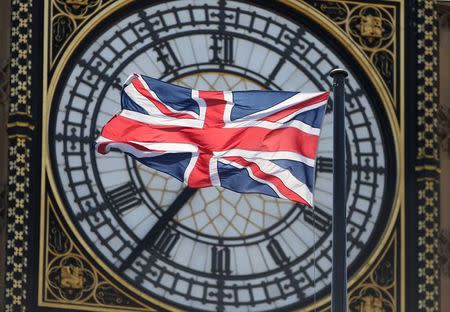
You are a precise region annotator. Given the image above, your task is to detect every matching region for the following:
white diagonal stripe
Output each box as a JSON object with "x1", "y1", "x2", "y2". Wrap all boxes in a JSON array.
[
  {"x1": 191, "y1": 89, "x2": 207, "y2": 122},
  {"x1": 213, "y1": 149, "x2": 315, "y2": 167},
  {"x1": 209, "y1": 156, "x2": 221, "y2": 186},
  {"x1": 224, "y1": 118, "x2": 321, "y2": 135},
  {"x1": 119, "y1": 109, "x2": 204, "y2": 128},
  {"x1": 96, "y1": 136, "x2": 198, "y2": 155}
]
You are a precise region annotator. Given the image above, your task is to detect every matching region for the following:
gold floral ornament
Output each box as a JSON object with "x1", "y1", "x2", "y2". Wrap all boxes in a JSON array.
[
  {"x1": 42, "y1": 200, "x2": 147, "y2": 309},
  {"x1": 348, "y1": 5, "x2": 395, "y2": 96},
  {"x1": 360, "y1": 15, "x2": 383, "y2": 38},
  {"x1": 47, "y1": 254, "x2": 96, "y2": 302},
  {"x1": 314, "y1": 1, "x2": 349, "y2": 25},
  {"x1": 66, "y1": 0, "x2": 88, "y2": 7},
  {"x1": 347, "y1": 6, "x2": 394, "y2": 51},
  {"x1": 61, "y1": 265, "x2": 84, "y2": 289},
  {"x1": 308, "y1": 1, "x2": 398, "y2": 100},
  {"x1": 349, "y1": 286, "x2": 394, "y2": 312},
  {"x1": 359, "y1": 295, "x2": 383, "y2": 312},
  {"x1": 53, "y1": 0, "x2": 102, "y2": 18},
  {"x1": 50, "y1": 0, "x2": 106, "y2": 66}
]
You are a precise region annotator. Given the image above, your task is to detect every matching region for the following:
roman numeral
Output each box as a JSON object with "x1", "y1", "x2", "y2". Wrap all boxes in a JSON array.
[
  {"x1": 153, "y1": 227, "x2": 180, "y2": 258},
  {"x1": 316, "y1": 156, "x2": 333, "y2": 173},
  {"x1": 153, "y1": 42, "x2": 181, "y2": 75},
  {"x1": 118, "y1": 187, "x2": 197, "y2": 273},
  {"x1": 137, "y1": 10, "x2": 180, "y2": 75},
  {"x1": 210, "y1": 34, "x2": 234, "y2": 66},
  {"x1": 265, "y1": 28, "x2": 305, "y2": 86},
  {"x1": 106, "y1": 182, "x2": 142, "y2": 215},
  {"x1": 267, "y1": 239, "x2": 290, "y2": 266},
  {"x1": 211, "y1": 246, "x2": 231, "y2": 275},
  {"x1": 303, "y1": 206, "x2": 332, "y2": 232}
]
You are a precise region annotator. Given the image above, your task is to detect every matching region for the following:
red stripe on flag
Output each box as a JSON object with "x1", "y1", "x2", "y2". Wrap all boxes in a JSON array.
[
  {"x1": 186, "y1": 91, "x2": 228, "y2": 187},
  {"x1": 97, "y1": 142, "x2": 108, "y2": 154},
  {"x1": 199, "y1": 90, "x2": 226, "y2": 128},
  {"x1": 100, "y1": 115, "x2": 320, "y2": 159},
  {"x1": 187, "y1": 153, "x2": 213, "y2": 188},
  {"x1": 131, "y1": 78, "x2": 196, "y2": 119},
  {"x1": 226, "y1": 156, "x2": 310, "y2": 206}
]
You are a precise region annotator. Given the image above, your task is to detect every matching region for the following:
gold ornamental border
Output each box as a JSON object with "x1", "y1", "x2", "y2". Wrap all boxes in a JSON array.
[
  {"x1": 39, "y1": 0, "x2": 404, "y2": 311},
  {"x1": 41, "y1": 196, "x2": 153, "y2": 311}
]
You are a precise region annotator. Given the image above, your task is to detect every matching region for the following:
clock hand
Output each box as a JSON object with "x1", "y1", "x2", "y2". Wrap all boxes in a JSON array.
[{"x1": 118, "y1": 187, "x2": 197, "y2": 273}]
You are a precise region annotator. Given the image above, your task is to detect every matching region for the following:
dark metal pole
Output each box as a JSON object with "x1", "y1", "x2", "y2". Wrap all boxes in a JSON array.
[{"x1": 330, "y1": 68, "x2": 348, "y2": 312}]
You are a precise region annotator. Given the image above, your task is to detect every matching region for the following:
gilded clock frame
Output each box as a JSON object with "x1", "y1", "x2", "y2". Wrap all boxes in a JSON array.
[
  {"x1": 4, "y1": 0, "x2": 428, "y2": 310},
  {"x1": 38, "y1": 0, "x2": 404, "y2": 311}
]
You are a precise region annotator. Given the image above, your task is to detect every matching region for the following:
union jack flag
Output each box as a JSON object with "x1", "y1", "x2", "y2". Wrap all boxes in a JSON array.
[{"x1": 95, "y1": 74, "x2": 329, "y2": 207}]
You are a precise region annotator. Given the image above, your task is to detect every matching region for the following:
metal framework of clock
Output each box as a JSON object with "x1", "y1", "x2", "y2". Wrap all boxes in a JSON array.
[{"x1": 49, "y1": 1, "x2": 395, "y2": 311}]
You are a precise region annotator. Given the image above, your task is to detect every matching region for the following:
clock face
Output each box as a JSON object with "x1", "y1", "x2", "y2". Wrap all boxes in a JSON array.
[{"x1": 49, "y1": 1, "x2": 396, "y2": 311}]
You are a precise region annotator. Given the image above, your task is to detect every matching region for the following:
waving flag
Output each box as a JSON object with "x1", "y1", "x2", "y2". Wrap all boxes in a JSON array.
[{"x1": 95, "y1": 74, "x2": 329, "y2": 207}]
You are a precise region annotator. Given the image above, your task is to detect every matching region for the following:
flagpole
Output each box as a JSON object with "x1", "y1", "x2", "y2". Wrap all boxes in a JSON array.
[{"x1": 330, "y1": 68, "x2": 348, "y2": 312}]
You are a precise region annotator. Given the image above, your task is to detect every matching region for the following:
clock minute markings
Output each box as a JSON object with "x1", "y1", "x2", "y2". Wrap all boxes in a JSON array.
[
  {"x1": 138, "y1": 11, "x2": 181, "y2": 75},
  {"x1": 75, "y1": 200, "x2": 106, "y2": 222},
  {"x1": 75, "y1": 199, "x2": 135, "y2": 261},
  {"x1": 55, "y1": 128, "x2": 91, "y2": 151},
  {"x1": 118, "y1": 187, "x2": 197, "y2": 273},
  {"x1": 264, "y1": 28, "x2": 305, "y2": 87},
  {"x1": 352, "y1": 157, "x2": 385, "y2": 181},
  {"x1": 78, "y1": 59, "x2": 122, "y2": 90}
]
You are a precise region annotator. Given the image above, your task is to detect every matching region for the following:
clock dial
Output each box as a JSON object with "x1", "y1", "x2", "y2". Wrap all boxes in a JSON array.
[{"x1": 49, "y1": 1, "x2": 396, "y2": 311}]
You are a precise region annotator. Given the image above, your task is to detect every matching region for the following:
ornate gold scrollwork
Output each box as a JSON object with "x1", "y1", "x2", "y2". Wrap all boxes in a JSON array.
[
  {"x1": 360, "y1": 295, "x2": 383, "y2": 312},
  {"x1": 50, "y1": 0, "x2": 108, "y2": 66},
  {"x1": 439, "y1": 230, "x2": 450, "y2": 278},
  {"x1": 414, "y1": 0, "x2": 440, "y2": 305},
  {"x1": 308, "y1": 1, "x2": 397, "y2": 104},
  {"x1": 360, "y1": 15, "x2": 383, "y2": 38},
  {"x1": 350, "y1": 282, "x2": 395, "y2": 311},
  {"x1": 315, "y1": 1, "x2": 349, "y2": 25},
  {"x1": 66, "y1": 0, "x2": 89, "y2": 8},
  {"x1": 53, "y1": 0, "x2": 102, "y2": 18},
  {"x1": 43, "y1": 199, "x2": 147, "y2": 309},
  {"x1": 0, "y1": 60, "x2": 8, "y2": 224},
  {"x1": 438, "y1": 104, "x2": 450, "y2": 152},
  {"x1": 60, "y1": 265, "x2": 84, "y2": 289},
  {"x1": 354, "y1": 288, "x2": 389, "y2": 312},
  {"x1": 348, "y1": 234, "x2": 397, "y2": 312},
  {"x1": 347, "y1": 6, "x2": 394, "y2": 50},
  {"x1": 47, "y1": 254, "x2": 95, "y2": 302}
]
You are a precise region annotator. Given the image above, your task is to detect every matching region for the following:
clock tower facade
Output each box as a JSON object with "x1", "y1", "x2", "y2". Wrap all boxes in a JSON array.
[{"x1": 1, "y1": 0, "x2": 447, "y2": 311}]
